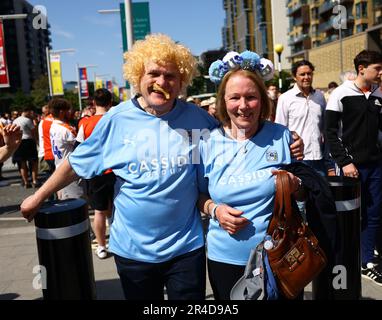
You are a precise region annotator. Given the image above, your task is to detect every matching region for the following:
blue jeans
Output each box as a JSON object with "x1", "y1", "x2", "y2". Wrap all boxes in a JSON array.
[
  {"x1": 358, "y1": 162, "x2": 382, "y2": 265},
  {"x1": 114, "y1": 247, "x2": 206, "y2": 300}
]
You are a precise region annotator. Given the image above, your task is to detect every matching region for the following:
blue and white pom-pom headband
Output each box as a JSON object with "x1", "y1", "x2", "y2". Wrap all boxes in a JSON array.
[{"x1": 208, "y1": 50, "x2": 275, "y2": 84}]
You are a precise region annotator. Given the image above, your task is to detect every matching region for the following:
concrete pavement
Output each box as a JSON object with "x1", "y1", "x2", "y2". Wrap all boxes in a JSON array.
[{"x1": 1, "y1": 163, "x2": 382, "y2": 300}]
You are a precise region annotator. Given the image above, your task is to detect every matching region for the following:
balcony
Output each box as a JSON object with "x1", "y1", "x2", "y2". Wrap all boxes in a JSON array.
[
  {"x1": 287, "y1": 0, "x2": 308, "y2": 16},
  {"x1": 375, "y1": 15, "x2": 382, "y2": 25},
  {"x1": 293, "y1": 14, "x2": 310, "y2": 26},
  {"x1": 318, "y1": 16, "x2": 336, "y2": 32},
  {"x1": 320, "y1": 34, "x2": 339, "y2": 45},
  {"x1": 288, "y1": 34, "x2": 310, "y2": 45},
  {"x1": 375, "y1": 0, "x2": 382, "y2": 9},
  {"x1": 318, "y1": 1, "x2": 336, "y2": 15},
  {"x1": 318, "y1": 15, "x2": 354, "y2": 33}
]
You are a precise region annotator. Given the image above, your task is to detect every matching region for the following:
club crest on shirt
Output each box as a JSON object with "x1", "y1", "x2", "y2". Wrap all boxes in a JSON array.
[{"x1": 266, "y1": 150, "x2": 278, "y2": 162}]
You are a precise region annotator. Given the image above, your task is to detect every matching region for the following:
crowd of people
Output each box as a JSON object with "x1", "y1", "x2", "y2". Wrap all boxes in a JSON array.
[{"x1": 0, "y1": 32, "x2": 381, "y2": 300}]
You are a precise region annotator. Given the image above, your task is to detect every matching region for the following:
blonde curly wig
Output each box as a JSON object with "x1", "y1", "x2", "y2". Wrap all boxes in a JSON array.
[{"x1": 123, "y1": 34, "x2": 198, "y2": 93}]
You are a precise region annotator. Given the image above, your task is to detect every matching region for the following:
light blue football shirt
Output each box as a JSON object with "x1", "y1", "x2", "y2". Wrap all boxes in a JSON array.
[
  {"x1": 198, "y1": 121, "x2": 292, "y2": 265},
  {"x1": 69, "y1": 98, "x2": 218, "y2": 262}
]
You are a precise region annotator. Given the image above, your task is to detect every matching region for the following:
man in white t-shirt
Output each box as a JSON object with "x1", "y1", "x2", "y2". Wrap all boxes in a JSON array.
[
  {"x1": 48, "y1": 98, "x2": 83, "y2": 199},
  {"x1": 12, "y1": 107, "x2": 39, "y2": 188}
]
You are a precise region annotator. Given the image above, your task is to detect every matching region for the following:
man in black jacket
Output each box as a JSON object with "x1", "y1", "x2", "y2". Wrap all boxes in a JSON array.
[{"x1": 325, "y1": 50, "x2": 382, "y2": 285}]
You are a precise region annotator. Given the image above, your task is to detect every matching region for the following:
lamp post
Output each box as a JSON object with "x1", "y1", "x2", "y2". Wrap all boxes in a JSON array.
[
  {"x1": 274, "y1": 44, "x2": 284, "y2": 91},
  {"x1": 98, "y1": 0, "x2": 133, "y2": 50},
  {"x1": 46, "y1": 48, "x2": 76, "y2": 98},
  {"x1": 337, "y1": 0, "x2": 344, "y2": 76},
  {"x1": 0, "y1": 14, "x2": 27, "y2": 20},
  {"x1": 98, "y1": 0, "x2": 134, "y2": 96}
]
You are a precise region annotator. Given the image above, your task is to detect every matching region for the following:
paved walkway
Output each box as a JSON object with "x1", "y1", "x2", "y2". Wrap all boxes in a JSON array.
[{"x1": 1, "y1": 164, "x2": 382, "y2": 300}]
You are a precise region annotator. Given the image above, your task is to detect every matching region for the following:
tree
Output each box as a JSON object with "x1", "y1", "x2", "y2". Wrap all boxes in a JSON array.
[
  {"x1": 30, "y1": 75, "x2": 50, "y2": 110},
  {"x1": 63, "y1": 90, "x2": 79, "y2": 110},
  {"x1": 10, "y1": 89, "x2": 33, "y2": 111},
  {"x1": 266, "y1": 70, "x2": 293, "y2": 93},
  {"x1": 187, "y1": 64, "x2": 207, "y2": 96}
]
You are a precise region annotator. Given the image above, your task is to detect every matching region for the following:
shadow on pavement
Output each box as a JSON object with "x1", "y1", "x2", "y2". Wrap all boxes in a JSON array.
[
  {"x1": 0, "y1": 293, "x2": 20, "y2": 300},
  {"x1": 95, "y1": 279, "x2": 124, "y2": 300},
  {"x1": 0, "y1": 204, "x2": 20, "y2": 215}
]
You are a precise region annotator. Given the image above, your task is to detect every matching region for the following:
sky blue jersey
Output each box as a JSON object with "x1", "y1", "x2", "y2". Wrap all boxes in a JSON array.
[
  {"x1": 198, "y1": 121, "x2": 292, "y2": 265},
  {"x1": 69, "y1": 98, "x2": 218, "y2": 262}
]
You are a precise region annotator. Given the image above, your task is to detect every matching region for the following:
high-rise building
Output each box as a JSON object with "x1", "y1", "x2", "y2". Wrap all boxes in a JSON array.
[
  {"x1": 0, "y1": 0, "x2": 51, "y2": 94},
  {"x1": 222, "y1": 0, "x2": 291, "y2": 70},
  {"x1": 286, "y1": 0, "x2": 382, "y2": 88}
]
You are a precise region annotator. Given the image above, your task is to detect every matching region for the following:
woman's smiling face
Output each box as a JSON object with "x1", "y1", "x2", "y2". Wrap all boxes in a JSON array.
[{"x1": 224, "y1": 73, "x2": 262, "y2": 137}]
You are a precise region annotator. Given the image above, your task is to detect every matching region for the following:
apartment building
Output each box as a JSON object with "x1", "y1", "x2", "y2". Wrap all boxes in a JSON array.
[
  {"x1": 223, "y1": 0, "x2": 291, "y2": 66},
  {"x1": 287, "y1": 0, "x2": 382, "y2": 88},
  {"x1": 0, "y1": 0, "x2": 51, "y2": 94}
]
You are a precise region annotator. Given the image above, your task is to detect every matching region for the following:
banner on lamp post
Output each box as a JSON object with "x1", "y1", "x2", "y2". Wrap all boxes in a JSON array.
[
  {"x1": 119, "y1": 2, "x2": 151, "y2": 90},
  {"x1": 0, "y1": 20, "x2": 10, "y2": 88},
  {"x1": 95, "y1": 77, "x2": 103, "y2": 89},
  {"x1": 79, "y1": 67, "x2": 89, "y2": 99},
  {"x1": 106, "y1": 80, "x2": 113, "y2": 93},
  {"x1": 50, "y1": 53, "x2": 64, "y2": 95},
  {"x1": 113, "y1": 85, "x2": 119, "y2": 98}
]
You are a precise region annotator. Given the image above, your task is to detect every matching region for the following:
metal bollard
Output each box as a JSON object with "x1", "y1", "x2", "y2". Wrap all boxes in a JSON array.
[
  {"x1": 312, "y1": 176, "x2": 361, "y2": 300},
  {"x1": 34, "y1": 198, "x2": 96, "y2": 300}
]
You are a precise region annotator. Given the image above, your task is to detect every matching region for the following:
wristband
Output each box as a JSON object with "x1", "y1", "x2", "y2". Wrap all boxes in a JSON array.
[
  {"x1": 205, "y1": 200, "x2": 214, "y2": 214},
  {"x1": 210, "y1": 204, "x2": 219, "y2": 221}
]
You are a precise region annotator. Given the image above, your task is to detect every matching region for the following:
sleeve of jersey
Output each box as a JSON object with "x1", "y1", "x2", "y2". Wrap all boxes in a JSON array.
[
  {"x1": 324, "y1": 90, "x2": 352, "y2": 167},
  {"x1": 325, "y1": 109, "x2": 352, "y2": 168},
  {"x1": 274, "y1": 94, "x2": 288, "y2": 126},
  {"x1": 76, "y1": 124, "x2": 85, "y2": 143},
  {"x1": 68, "y1": 115, "x2": 110, "y2": 179}
]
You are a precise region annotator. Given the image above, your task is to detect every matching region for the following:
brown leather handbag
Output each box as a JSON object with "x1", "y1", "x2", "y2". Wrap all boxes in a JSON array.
[{"x1": 267, "y1": 170, "x2": 327, "y2": 299}]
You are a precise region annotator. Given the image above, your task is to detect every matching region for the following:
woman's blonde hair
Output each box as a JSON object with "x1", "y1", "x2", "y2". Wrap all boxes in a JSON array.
[
  {"x1": 216, "y1": 69, "x2": 271, "y2": 126},
  {"x1": 123, "y1": 34, "x2": 198, "y2": 93}
]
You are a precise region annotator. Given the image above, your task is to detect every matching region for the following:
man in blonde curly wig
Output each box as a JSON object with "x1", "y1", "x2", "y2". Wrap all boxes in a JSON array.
[
  {"x1": 123, "y1": 34, "x2": 197, "y2": 99},
  {"x1": 20, "y1": 33, "x2": 218, "y2": 300}
]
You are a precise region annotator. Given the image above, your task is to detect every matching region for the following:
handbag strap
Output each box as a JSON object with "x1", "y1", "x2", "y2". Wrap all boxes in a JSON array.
[{"x1": 267, "y1": 170, "x2": 294, "y2": 234}]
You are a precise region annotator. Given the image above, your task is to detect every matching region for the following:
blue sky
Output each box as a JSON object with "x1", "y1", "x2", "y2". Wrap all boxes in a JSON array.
[{"x1": 28, "y1": 0, "x2": 225, "y2": 86}]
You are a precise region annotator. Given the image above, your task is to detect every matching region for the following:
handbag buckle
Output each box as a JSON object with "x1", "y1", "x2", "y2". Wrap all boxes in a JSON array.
[{"x1": 285, "y1": 247, "x2": 305, "y2": 271}]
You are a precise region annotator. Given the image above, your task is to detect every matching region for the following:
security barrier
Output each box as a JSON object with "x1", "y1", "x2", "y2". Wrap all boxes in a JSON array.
[
  {"x1": 34, "y1": 198, "x2": 96, "y2": 300},
  {"x1": 312, "y1": 176, "x2": 361, "y2": 300}
]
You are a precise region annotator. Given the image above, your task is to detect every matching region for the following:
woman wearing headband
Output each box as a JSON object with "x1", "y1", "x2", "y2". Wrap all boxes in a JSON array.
[{"x1": 197, "y1": 51, "x2": 304, "y2": 300}]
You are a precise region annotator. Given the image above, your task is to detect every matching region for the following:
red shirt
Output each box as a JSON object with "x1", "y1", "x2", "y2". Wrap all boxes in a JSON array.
[{"x1": 82, "y1": 114, "x2": 112, "y2": 175}]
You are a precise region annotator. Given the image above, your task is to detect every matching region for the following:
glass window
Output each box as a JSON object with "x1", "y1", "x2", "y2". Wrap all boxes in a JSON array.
[
  {"x1": 362, "y1": 2, "x2": 368, "y2": 18},
  {"x1": 356, "y1": 3, "x2": 361, "y2": 19}
]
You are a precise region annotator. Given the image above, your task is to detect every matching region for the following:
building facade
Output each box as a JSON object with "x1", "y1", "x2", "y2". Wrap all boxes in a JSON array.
[
  {"x1": 286, "y1": 0, "x2": 382, "y2": 88},
  {"x1": 0, "y1": 0, "x2": 51, "y2": 94},
  {"x1": 222, "y1": 0, "x2": 291, "y2": 70}
]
